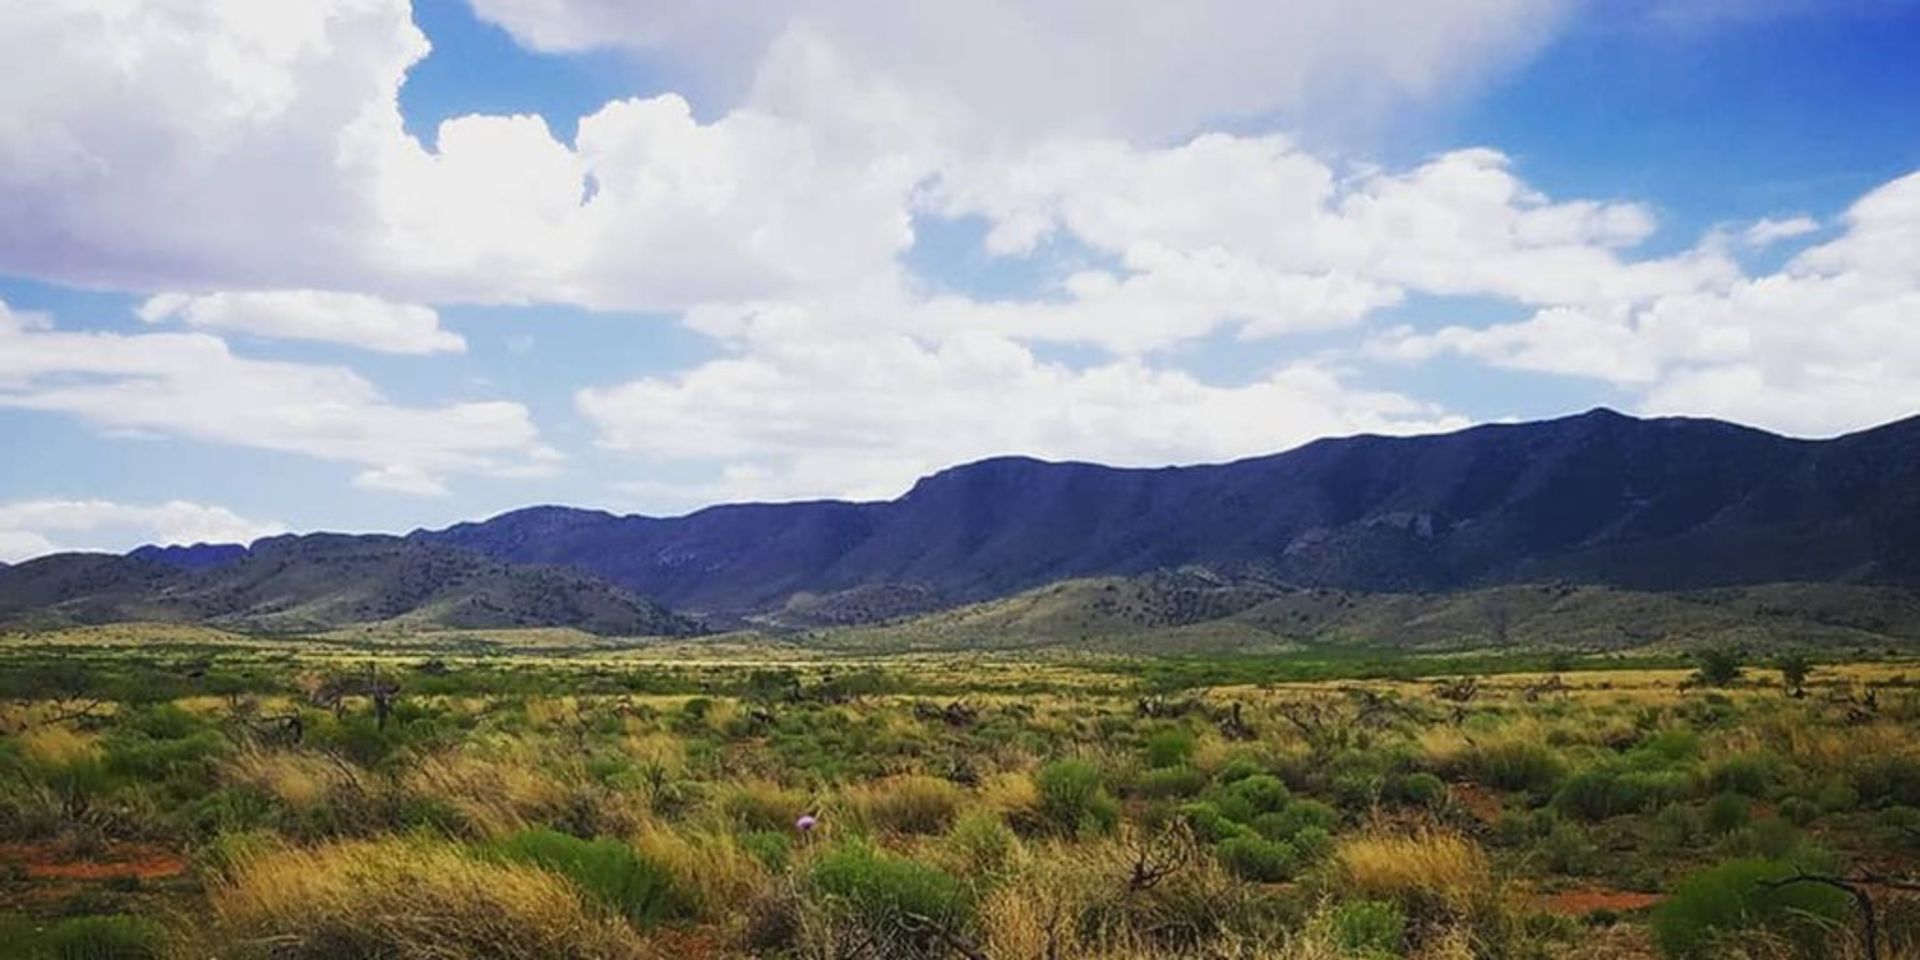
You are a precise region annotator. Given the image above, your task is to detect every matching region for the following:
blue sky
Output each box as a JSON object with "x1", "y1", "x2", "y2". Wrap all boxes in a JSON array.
[{"x1": 2, "y1": 0, "x2": 1918, "y2": 558}]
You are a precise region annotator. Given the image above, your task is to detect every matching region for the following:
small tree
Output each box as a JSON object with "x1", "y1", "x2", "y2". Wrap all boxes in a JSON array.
[
  {"x1": 1775, "y1": 652, "x2": 1813, "y2": 699},
  {"x1": 1692, "y1": 646, "x2": 1746, "y2": 688}
]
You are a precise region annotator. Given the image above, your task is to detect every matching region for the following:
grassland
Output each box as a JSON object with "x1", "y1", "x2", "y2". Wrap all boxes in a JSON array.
[{"x1": 3, "y1": 627, "x2": 1920, "y2": 958}]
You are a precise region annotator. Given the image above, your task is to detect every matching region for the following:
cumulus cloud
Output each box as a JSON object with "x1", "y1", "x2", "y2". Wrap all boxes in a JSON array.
[
  {"x1": 138, "y1": 290, "x2": 464, "y2": 354},
  {"x1": 578, "y1": 320, "x2": 1467, "y2": 504},
  {"x1": 0, "y1": 499, "x2": 286, "y2": 563},
  {"x1": 467, "y1": 0, "x2": 1575, "y2": 143},
  {"x1": 0, "y1": 299, "x2": 557, "y2": 494},
  {"x1": 1370, "y1": 170, "x2": 1920, "y2": 436},
  {"x1": 1742, "y1": 216, "x2": 1820, "y2": 248}
]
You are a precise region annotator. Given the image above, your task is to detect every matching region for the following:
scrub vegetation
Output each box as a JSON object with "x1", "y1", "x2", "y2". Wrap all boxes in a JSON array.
[{"x1": 2, "y1": 633, "x2": 1919, "y2": 958}]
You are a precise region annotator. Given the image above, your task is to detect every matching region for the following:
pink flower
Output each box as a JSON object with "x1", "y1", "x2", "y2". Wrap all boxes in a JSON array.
[{"x1": 795, "y1": 814, "x2": 818, "y2": 833}]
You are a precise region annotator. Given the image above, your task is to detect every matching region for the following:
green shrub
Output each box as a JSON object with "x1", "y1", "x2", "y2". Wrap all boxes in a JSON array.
[
  {"x1": 41, "y1": 917, "x2": 163, "y2": 960},
  {"x1": 1538, "y1": 822, "x2": 1599, "y2": 875},
  {"x1": 1178, "y1": 802, "x2": 1253, "y2": 844},
  {"x1": 739, "y1": 830, "x2": 792, "y2": 872},
  {"x1": 1723, "y1": 818, "x2": 1803, "y2": 860},
  {"x1": 1137, "y1": 765, "x2": 1208, "y2": 800},
  {"x1": 1653, "y1": 803, "x2": 1704, "y2": 851},
  {"x1": 488, "y1": 828, "x2": 685, "y2": 928},
  {"x1": 1216, "y1": 774, "x2": 1289, "y2": 823},
  {"x1": 26, "y1": 914, "x2": 167, "y2": 960},
  {"x1": 1705, "y1": 753, "x2": 1784, "y2": 799},
  {"x1": 810, "y1": 843, "x2": 972, "y2": 928},
  {"x1": 1652, "y1": 858, "x2": 1851, "y2": 958},
  {"x1": 1778, "y1": 796, "x2": 1820, "y2": 826},
  {"x1": 1215, "y1": 835, "x2": 1298, "y2": 882},
  {"x1": 1389, "y1": 772, "x2": 1447, "y2": 808},
  {"x1": 1256, "y1": 798, "x2": 1338, "y2": 841},
  {"x1": 1467, "y1": 740, "x2": 1566, "y2": 794},
  {"x1": 1705, "y1": 793, "x2": 1752, "y2": 835},
  {"x1": 1290, "y1": 826, "x2": 1334, "y2": 863},
  {"x1": 1036, "y1": 760, "x2": 1118, "y2": 835},
  {"x1": 1333, "y1": 899, "x2": 1405, "y2": 958},
  {"x1": 1145, "y1": 728, "x2": 1196, "y2": 768},
  {"x1": 1213, "y1": 756, "x2": 1267, "y2": 784},
  {"x1": 1854, "y1": 755, "x2": 1920, "y2": 808}
]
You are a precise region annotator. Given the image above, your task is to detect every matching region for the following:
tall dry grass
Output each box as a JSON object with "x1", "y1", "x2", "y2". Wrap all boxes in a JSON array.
[
  {"x1": 845, "y1": 774, "x2": 965, "y2": 835},
  {"x1": 203, "y1": 836, "x2": 649, "y2": 959},
  {"x1": 1335, "y1": 829, "x2": 1490, "y2": 915}
]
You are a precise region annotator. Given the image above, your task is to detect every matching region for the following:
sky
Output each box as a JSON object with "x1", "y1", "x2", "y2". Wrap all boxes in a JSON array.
[{"x1": 2, "y1": 0, "x2": 1919, "y2": 560}]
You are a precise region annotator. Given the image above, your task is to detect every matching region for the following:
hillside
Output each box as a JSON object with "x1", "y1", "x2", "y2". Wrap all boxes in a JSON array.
[
  {"x1": 420, "y1": 408, "x2": 1920, "y2": 617},
  {"x1": 0, "y1": 535, "x2": 699, "y2": 637},
  {"x1": 819, "y1": 573, "x2": 1920, "y2": 654}
]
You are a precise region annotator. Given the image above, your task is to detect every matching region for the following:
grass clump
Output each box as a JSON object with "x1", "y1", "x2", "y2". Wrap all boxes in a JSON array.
[
  {"x1": 1215, "y1": 834, "x2": 1298, "y2": 882},
  {"x1": 1036, "y1": 759, "x2": 1119, "y2": 835},
  {"x1": 1652, "y1": 857, "x2": 1852, "y2": 958},
  {"x1": 849, "y1": 774, "x2": 965, "y2": 835},
  {"x1": 810, "y1": 842, "x2": 974, "y2": 954},
  {"x1": 487, "y1": 827, "x2": 686, "y2": 928},
  {"x1": 20, "y1": 915, "x2": 167, "y2": 960},
  {"x1": 1333, "y1": 899, "x2": 1406, "y2": 958},
  {"x1": 1335, "y1": 830, "x2": 1490, "y2": 919},
  {"x1": 205, "y1": 836, "x2": 645, "y2": 959}
]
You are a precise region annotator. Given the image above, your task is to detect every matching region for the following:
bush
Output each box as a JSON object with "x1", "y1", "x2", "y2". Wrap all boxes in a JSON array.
[
  {"x1": 1036, "y1": 760, "x2": 1118, "y2": 835},
  {"x1": 1215, "y1": 774, "x2": 1289, "y2": 823},
  {"x1": 810, "y1": 843, "x2": 972, "y2": 929},
  {"x1": 1333, "y1": 899, "x2": 1406, "y2": 958},
  {"x1": 1538, "y1": 822, "x2": 1599, "y2": 875},
  {"x1": 1466, "y1": 739, "x2": 1566, "y2": 794},
  {"x1": 1652, "y1": 858, "x2": 1851, "y2": 958},
  {"x1": 488, "y1": 828, "x2": 687, "y2": 928},
  {"x1": 1653, "y1": 803, "x2": 1704, "y2": 851},
  {"x1": 1723, "y1": 818, "x2": 1803, "y2": 860},
  {"x1": 1137, "y1": 765, "x2": 1209, "y2": 800},
  {"x1": 1705, "y1": 753, "x2": 1783, "y2": 799},
  {"x1": 1145, "y1": 728, "x2": 1196, "y2": 768},
  {"x1": 1216, "y1": 835, "x2": 1298, "y2": 882},
  {"x1": 26, "y1": 915, "x2": 167, "y2": 960},
  {"x1": 1705, "y1": 793, "x2": 1752, "y2": 835},
  {"x1": 1178, "y1": 802, "x2": 1253, "y2": 844},
  {"x1": 1389, "y1": 772, "x2": 1447, "y2": 808},
  {"x1": 1778, "y1": 796, "x2": 1820, "y2": 826},
  {"x1": 1254, "y1": 799, "x2": 1339, "y2": 842}
]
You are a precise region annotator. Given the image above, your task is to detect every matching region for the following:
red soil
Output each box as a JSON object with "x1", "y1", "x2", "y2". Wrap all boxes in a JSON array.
[
  {"x1": 0, "y1": 841, "x2": 187, "y2": 882},
  {"x1": 1533, "y1": 888, "x2": 1666, "y2": 915}
]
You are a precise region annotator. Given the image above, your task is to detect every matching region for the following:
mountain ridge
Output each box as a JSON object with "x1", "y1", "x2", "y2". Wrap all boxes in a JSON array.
[{"x1": 5, "y1": 408, "x2": 1918, "y2": 636}]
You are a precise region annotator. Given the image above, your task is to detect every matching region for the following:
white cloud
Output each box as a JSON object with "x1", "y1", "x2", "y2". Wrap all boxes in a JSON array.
[
  {"x1": 1742, "y1": 215, "x2": 1819, "y2": 248},
  {"x1": 0, "y1": 499, "x2": 286, "y2": 563},
  {"x1": 1370, "y1": 170, "x2": 1920, "y2": 437},
  {"x1": 139, "y1": 290, "x2": 464, "y2": 354},
  {"x1": 467, "y1": 0, "x2": 1575, "y2": 143},
  {"x1": 0, "y1": 299, "x2": 557, "y2": 493},
  {"x1": 579, "y1": 321, "x2": 1467, "y2": 504}
]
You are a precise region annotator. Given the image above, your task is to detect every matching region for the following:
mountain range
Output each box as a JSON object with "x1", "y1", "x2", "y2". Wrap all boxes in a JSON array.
[{"x1": 4, "y1": 408, "x2": 1917, "y2": 644}]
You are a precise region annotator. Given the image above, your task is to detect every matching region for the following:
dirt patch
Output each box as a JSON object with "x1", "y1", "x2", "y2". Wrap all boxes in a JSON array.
[
  {"x1": 0, "y1": 841, "x2": 187, "y2": 882},
  {"x1": 1533, "y1": 887, "x2": 1665, "y2": 916}
]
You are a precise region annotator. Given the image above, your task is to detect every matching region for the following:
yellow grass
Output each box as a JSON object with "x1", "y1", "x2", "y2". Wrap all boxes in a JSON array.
[
  {"x1": 631, "y1": 822, "x2": 767, "y2": 923},
  {"x1": 15, "y1": 724, "x2": 99, "y2": 766},
  {"x1": 845, "y1": 774, "x2": 965, "y2": 835},
  {"x1": 1336, "y1": 829, "x2": 1490, "y2": 912},
  {"x1": 403, "y1": 746, "x2": 569, "y2": 838},
  {"x1": 223, "y1": 748, "x2": 353, "y2": 812},
  {"x1": 204, "y1": 837, "x2": 647, "y2": 959}
]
